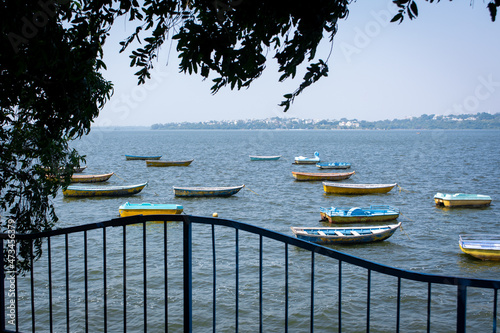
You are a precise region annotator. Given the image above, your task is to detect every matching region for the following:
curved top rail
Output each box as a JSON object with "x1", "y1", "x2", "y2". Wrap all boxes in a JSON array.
[{"x1": 2, "y1": 214, "x2": 499, "y2": 290}]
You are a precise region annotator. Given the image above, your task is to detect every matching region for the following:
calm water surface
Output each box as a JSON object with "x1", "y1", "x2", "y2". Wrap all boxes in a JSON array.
[{"x1": 17, "y1": 130, "x2": 500, "y2": 332}]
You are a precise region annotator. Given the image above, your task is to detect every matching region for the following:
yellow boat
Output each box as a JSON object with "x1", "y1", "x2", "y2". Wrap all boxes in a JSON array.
[
  {"x1": 323, "y1": 183, "x2": 397, "y2": 195},
  {"x1": 146, "y1": 159, "x2": 194, "y2": 167},
  {"x1": 71, "y1": 172, "x2": 114, "y2": 183},
  {"x1": 63, "y1": 182, "x2": 147, "y2": 197},
  {"x1": 292, "y1": 171, "x2": 355, "y2": 181},
  {"x1": 434, "y1": 193, "x2": 492, "y2": 207},
  {"x1": 459, "y1": 235, "x2": 500, "y2": 261},
  {"x1": 119, "y1": 202, "x2": 184, "y2": 217}
]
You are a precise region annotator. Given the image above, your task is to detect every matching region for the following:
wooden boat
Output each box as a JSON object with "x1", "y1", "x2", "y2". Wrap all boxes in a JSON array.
[
  {"x1": 173, "y1": 185, "x2": 245, "y2": 197},
  {"x1": 290, "y1": 222, "x2": 401, "y2": 245},
  {"x1": 119, "y1": 202, "x2": 184, "y2": 217},
  {"x1": 320, "y1": 205, "x2": 400, "y2": 223},
  {"x1": 292, "y1": 171, "x2": 355, "y2": 181},
  {"x1": 249, "y1": 155, "x2": 281, "y2": 161},
  {"x1": 71, "y1": 172, "x2": 114, "y2": 183},
  {"x1": 459, "y1": 234, "x2": 500, "y2": 261},
  {"x1": 63, "y1": 182, "x2": 148, "y2": 197},
  {"x1": 294, "y1": 152, "x2": 320, "y2": 164},
  {"x1": 434, "y1": 193, "x2": 492, "y2": 207},
  {"x1": 74, "y1": 166, "x2": 87, "y2": 173},
  {"x1": 316, "y1": 162, "x2": 351, "y2": 169},
  {"x1": 323, "y1": 182, "x2": 397, "y2": 195},
  {"x1": 146, "y1": 159, "x2": 194, "y2": 167},
  {"x1": 125, "y1": 154, "x2": 162, "y2": 160}
]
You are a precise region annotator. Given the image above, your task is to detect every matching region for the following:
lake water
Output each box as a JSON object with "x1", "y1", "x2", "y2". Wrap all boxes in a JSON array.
[{"x1": 17, "y1": 129, "x2": 500, "y2": 332}]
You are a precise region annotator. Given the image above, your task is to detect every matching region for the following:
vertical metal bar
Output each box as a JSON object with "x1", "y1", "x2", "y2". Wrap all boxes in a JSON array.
[
  {"x1": 103, "y1": 228, "x2": 107, "y2": 333},
  {"x1": 164, "y1": 221, "x2": 168, "y2": 332},
  {"x1": 366, "y1": 270, "x2": 371, "y2": 333},
  {"x1": 338, "y1": 261, "x2": 342, "y2": 333},
  {"x1": 457, "y1": 284, "x2": 467, "y2": 333},
  {"x1": 493, "y1": 288, "x2": 497, "y2": 333},
  {"x1": 310, "y1": 251, "x2": 315, "y2": 333},
  {"x1": 183, "y1": 216, "x2": 192, "y2": 332},
  {"x1": 396, "y1": 277, "x2": 401, "y2": 333},
  {"x1": 30, "y1": 240, "x2": 35, "y2": 333},
  {"x1": 143, "y1": 222, "x2": 147, "y2": 333},
  {"x1": 65, "y1": 235, "x2": 69, "y2": 333},
  {"x1": 259, "y1": 234, "x2": 263, "y2": 333},
  {"x1": 235, "y1": 228, "x2": 239, "y2": 333},
  {"x1": 285, "y1": 243, "x2": 289, "y2": 333},
  {"x1": 427, "y1": 283, "x2": 432, "y2": 333},
  {"x1": 212, "y1": 225, "x2": 216, "y2": 333},
  {"x1": 0, "y1": 239, "x2": 5, "y2": 332},
  {"x1": 123, "y1": 225, "x2": 127, "y2": 332},
  {"x1": 48, "y1": 237, "x2": 53, "y2": 333},
  {"x1": 84, "y1": 232, "x2": 88, "y2": 333}
]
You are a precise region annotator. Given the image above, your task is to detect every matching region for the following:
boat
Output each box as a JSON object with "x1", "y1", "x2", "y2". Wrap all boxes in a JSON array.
[
  {"x1": 323, "y1": 182, "x2": 397, "y2": 195},
  {"x1": 434, "y1": 193, "x2": 492, "y2": 207},
  {"x1": 125, "y1": 154, "x2": 162, "y2": 160},
  {"x1": 62, "y1": 182, "x2": 148, "y2": 197},
  {"x1": 173, "y1": 185, "x2": 245, "y2": 197},
  {"x1": 249, "y1": 155, "x2": 281, "y2": 161},
  {"x1": 459, "y1": 234, "x2": 500, "y2": 261},
  {"x1": 74, "y1": 166, "x2": 87, "y2": 173},
  {"x1": 316, "y1": 162, "x2": 351, "y2": 169},
  {"x1": 71, "y1": 172, "x2": 114, "y2": 183},
  {"x1": 146, "y1": 159, "x2": 194, "y2": 167},
  {"x1": 294, "y1": 152, "x2": 320, "y2": 164},
  {"x1": 290, "y1": 222, "x2": 401, "y2": 245},
  {"x1": 320, "y1": 205, "x2": 400, "y2": 223},
  {"x1": 118, "y1": 202, "x2": 184, "y2": 217},
  {"x1": 292, "y1": 171, "x2": 355, "y2": 181}
]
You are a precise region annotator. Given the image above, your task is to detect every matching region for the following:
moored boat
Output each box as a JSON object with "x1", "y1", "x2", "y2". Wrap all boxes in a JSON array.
[
  {"x1": 74, "y1": 166, "x2": 87, "y2": 173},
  {"x1": 434, "y1": 193, "x2": 492, "y2": 207},
  {"x1": 316, "y1": 162, "x2": 351, "y2": 169},
  {"x1": 294, "y1": 152, "x2": 320, "y2": 164},
  {"x1": 323, "y1": 182, "x2": 397, "y2": 195},
  {"x1": 146, "y1": 159, "x2": 194, "y2": 167},
  {"x1": 249, "y1": 155, "x2": 281, "y2": 161},
  {"x1": 119, "y1": 202, "x2": 184, "y2": 217},
  {"x1": 320, "y1": 205, "x2": 400, "y2": 223},
  {"x1": 459, "y1": 234, "x2": 500, "y2": 260},
  {"x1": 173, "y1": 185, "x2": 245, "y2": 197},
  {"x1": 292, "y1": 171, "x2": 355, "y2": 181},
  {"x1": 63, "y1": 182, "x2": 148, "y2": 197},
  {"x1": 71, "y1": 172, "x2": 114, "y2": 183},
  {"x1": 290, "y1": 222, "x2": 401, "y2": 245},
  {"x1": 125, "y1": 154, "x2": 162, "y2": 160}
]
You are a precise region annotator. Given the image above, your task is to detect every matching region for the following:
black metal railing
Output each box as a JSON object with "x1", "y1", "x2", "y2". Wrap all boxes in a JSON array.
[{"x1": 1, "y1": 214, "x2": 499, "y2": 332}]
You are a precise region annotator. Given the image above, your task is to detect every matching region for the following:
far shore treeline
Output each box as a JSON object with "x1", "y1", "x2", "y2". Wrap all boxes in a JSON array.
[{"x1": 150, "y1": 112, "x2": 500, "y2": 130}]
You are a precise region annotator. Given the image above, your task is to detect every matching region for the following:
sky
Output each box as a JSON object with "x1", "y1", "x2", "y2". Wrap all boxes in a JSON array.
[{"x1": 94, "y1": 1, "x2": 500, "y2": 127}]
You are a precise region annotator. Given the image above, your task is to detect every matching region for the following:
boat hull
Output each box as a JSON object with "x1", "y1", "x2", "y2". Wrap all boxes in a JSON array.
[
  {"x1": 173, "y1": 185, "x2": 245, "y2": 197},
  {"x1": 63, "y1": 183, "x2": 147, "y2": 197},
  {"x1": 249, "y1": 155, "x2": 281, "y2": 161},
  {"x1": 146, "y1": 159, "x2": 193, "y2": 167},
  {"x1": 323, "y1": 183, "x2": 396, "y2": 195},
  {"x1": 434, "y1": 193, "x2": 492, "y2": 207},
  {"x1": 119, "y1": 202, "x2": 184, "y2": 217},
  {"x1": 291, "y1": 222, "x2": 401, "y2": 245},
  {"x1": 71, "y1": 172, "x2": 114, "y2": 183},
  {"x1": 320, "y1": 206, "x2": 399, "y2": 223},
  {"x1": 459, "y1": 235, "x2": 500, "y2": 260},
  {"x1": 293, "y1": 160, "x2": 319, "y2": 165},
  {"x1": 125, "y1": 155, "x2": 162, "y2": 160},
  {"x1": 292, "y1": 171, "x2": 355, "y2": 181}
]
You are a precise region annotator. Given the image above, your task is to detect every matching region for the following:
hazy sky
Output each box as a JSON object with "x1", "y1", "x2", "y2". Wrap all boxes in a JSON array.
[{"x1": 94, "y1": 1, "x2": 500, "y2": 127}]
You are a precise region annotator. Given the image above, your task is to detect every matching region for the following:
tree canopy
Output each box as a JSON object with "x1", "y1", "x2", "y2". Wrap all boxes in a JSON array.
[{"x1": 1, "y1": 0, "x2": 498, "y2": 271}]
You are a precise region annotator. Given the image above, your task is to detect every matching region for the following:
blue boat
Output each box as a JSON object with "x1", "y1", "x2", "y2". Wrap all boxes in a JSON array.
[
  {"x1": 316, "y1": 162, "x2": 351, "y2": 169},
  {"x1": 290, "y1": 222, "x2": 401, "y2": 245},
  {"x1": 320, "y1": 205, "x2": 400, "y2": 223},
  {"x1": 119, "y1": 202, "x2": 184, "y2": 217},
  {"x1": 125, "y1": 154, "x2": 162, "y2": 160},
  {"x1": 249, "y1": 155, "x2": 281, "y2": 161},
  {"x1": 294, "y1": 151, "x2": 320, "y2": 164}
]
